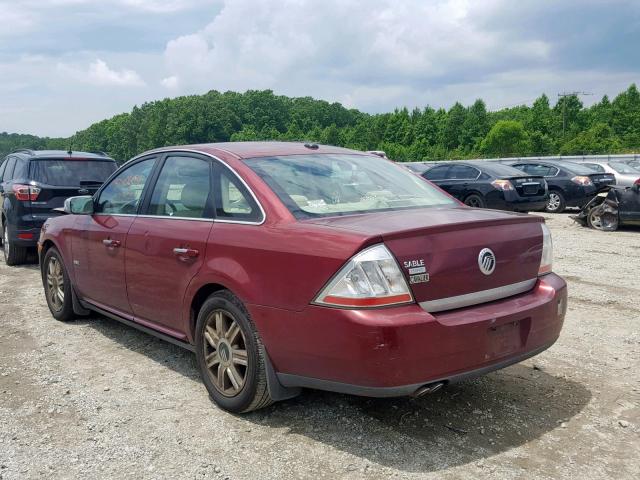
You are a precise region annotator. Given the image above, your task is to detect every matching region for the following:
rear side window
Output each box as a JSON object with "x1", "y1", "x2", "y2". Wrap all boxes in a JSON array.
[
  {"x1": 0, "y1": 159, "x2": 6, "y2": 180},
  {"x1": 13, "y1": 158, "x2": 29, "y2": 179},
  {"x1": 424, "y1": 165, "x2": 450, "y2": 180},
  {"x1": 515, "y1": 163, "x2": 557, "y2": 177},
  {"x1": 213, "y1": 164, "x2": 262, "y2": 222},
  {"x1": 449, "y1": 165, "x2": 479, "y2": 180},
  {"x1": 2, "y1": 158, "x2": 16, "y2": 181},
  {"x1": 30, "y1": 160, "x2": 117, "y2": 186},
  {"x1": 96, "y1": 158, "x2": 156, "y2": 215},
  {"x1": 147, "y1": 156, "x2": 213, "y2": 219}
]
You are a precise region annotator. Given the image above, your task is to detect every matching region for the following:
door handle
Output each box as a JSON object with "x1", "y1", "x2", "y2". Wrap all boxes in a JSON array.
[
  {"x1": 173, "y1": 247, "x2": 199, "y2": 258},
  {"x1": 102, "y1": 239, "x2": 121, "y2": 248}
]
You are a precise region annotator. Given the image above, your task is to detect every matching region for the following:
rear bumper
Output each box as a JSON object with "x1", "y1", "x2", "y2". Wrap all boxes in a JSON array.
[
  {"x1": 486, "y1": 191, "x2": 548, "y2": 212},
  {"x1": 7, "y1": 227, "x2": 41, "y2": 247},
  {"x1": 250, "y1": 273, "x2": 567, "y2": 397}
]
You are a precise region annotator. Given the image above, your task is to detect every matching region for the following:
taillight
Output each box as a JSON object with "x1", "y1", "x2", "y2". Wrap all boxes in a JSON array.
[
  {"x1": 634, "y1": 178, "x2": 640, "y2": 186},
  {"x1": 314, "y1": 244, "x2": 414, "y2": 308},
  {"x1": 12, "y1": 184, "x2": 41, "y2": 201},
  {"x1": 491, "y1": 179, "x2": 514, "y2": 191},
  {"x1": 571, "y1": 176, "x2": 593, "y2": 187},
  {"x1": 538, "y1": 223, "x2": 553, "y2": 275}
]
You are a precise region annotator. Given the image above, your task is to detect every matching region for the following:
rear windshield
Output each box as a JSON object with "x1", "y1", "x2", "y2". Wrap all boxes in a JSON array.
[
  {"x1": 30, "y1": 159, "x2": 117, "y2": 186},
  {"x1": 562, "y1": 162, "x2": 601, "y2": 175},
  {"x1": 609, "y1": 161, "x2": 640, "y2": 174},
  {"x1": 245, "y1": 154, "x2": 456, "y2": 219}
]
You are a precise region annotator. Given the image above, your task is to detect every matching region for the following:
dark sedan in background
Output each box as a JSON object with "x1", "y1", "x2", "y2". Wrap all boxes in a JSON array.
[
  {"x1": 420, "y1": 161, "x2": 548, "y2": 212},
  {"x1": 502, "y1": 159, "x2": 616, "y2": 213}
]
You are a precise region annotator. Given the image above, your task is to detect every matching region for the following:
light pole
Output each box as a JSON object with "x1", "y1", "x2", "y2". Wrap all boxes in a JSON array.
[{"x1": 557, "y1": 91, "x2": 592, "y2": 137}]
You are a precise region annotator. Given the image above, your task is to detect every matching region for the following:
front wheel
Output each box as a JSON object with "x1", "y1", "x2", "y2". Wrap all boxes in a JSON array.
[
  {"x1": 42, "y1": 248, "x2": 75, "y2": 321},
  {"x1": 195, "y1": 291, "x2": 273, "y2": 413},
  {"x1": 587, "y1": 208, "x2": 619, "y2": 231}
]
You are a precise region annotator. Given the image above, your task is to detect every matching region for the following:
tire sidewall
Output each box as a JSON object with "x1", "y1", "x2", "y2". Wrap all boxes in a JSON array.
[
  {"x1": 195, "y1": 293, "x2": 261, "y2": 412},
  {"x1": 546, "y1": 191, "x2": 565, "y2": 213},
  {"x1": 464, "y1": 194, "x2": 485, "y2": 208},
  {"x1": 42, "y1": 247, "x2": 74, "y2": 321}
]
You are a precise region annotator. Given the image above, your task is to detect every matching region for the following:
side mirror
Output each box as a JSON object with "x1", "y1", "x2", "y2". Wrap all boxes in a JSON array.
[{"x1": 64, "y1": 195, "x2": 94, "y2": 215}]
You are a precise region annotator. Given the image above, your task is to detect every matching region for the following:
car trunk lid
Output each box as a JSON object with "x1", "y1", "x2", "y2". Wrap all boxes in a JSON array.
[{"x1": 306, "y1": 207, "x2": 543, "y2": 310}]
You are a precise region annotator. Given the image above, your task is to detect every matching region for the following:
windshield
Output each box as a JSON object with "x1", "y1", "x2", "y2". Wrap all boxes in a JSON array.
[
  {"x1": 245, "y1": 154, "x2": 456, "y2": 219},
  {"x1": 31, "y1": 160, "x2": 117, "y2": 186},
  {"x1": 609, "y1": 161, "x2": 640, "y2": 174}
]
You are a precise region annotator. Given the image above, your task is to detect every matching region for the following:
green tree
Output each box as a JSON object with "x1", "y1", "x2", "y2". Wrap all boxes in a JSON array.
[{"x1": 480, "y1": 120, "x2": 531, "y2": 157}]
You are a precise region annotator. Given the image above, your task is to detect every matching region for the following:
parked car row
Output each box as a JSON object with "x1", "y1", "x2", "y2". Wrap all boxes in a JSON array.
[
  {"x1": 406, "y1": 157, "x2": 635, "y2": 213},
  {"x1": 2, "y1": 143, "x2": 567, "y2": 414}
]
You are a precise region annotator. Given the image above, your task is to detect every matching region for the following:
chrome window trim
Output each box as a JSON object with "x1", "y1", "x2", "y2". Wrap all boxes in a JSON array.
[
  {"x1": 119, "y1": 148, "x2": 266, "y2": 225},
  {"x1": 419, "y1": 278, "x2": 537, "y2": 313}
]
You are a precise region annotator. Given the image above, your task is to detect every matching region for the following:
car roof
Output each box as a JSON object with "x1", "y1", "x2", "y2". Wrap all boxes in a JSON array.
[
  {"x1": 9, "y1": 149, "x2": 115, "y2": 161},
  {"x1": 139, "y1": 142, "x2": 367, "y2": 160},
  {"x1": 431, "y1": 160, "x2": 531, "y2": 177}
]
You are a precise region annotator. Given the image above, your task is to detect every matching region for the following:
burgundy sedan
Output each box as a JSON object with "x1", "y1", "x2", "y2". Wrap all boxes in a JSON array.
[{"x1": 38, "y1": 142, "x2": 567, "y2": 413}]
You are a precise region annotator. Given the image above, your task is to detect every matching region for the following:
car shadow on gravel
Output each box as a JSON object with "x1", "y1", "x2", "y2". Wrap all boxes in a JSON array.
[
  {"x1": 245, "y1": 366, "x2": 591, "y2": 473},
  {"x1": 78, "y1": 314, "x2": 591, "y2": 474}
]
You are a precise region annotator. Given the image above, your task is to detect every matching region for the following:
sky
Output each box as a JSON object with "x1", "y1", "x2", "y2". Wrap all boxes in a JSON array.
[{"x1": 1, "y1": 0, "x2": 639, "y2": 137}]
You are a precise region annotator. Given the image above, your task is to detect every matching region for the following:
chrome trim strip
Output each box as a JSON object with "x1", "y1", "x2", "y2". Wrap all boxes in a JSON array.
[
  {"x1": 419, "y1": 278, "x2": 537, "y2": 313},
  {"x1": 101, "y1": 148, "x2": 267, "y2": 226}
]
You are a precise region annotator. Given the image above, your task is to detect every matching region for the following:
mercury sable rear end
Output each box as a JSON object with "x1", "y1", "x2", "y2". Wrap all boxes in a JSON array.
[{"x1": 38, "y1": 142, "x2": 567, "y2": 413}]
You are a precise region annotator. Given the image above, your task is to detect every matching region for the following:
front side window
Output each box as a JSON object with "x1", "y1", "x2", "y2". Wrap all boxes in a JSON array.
[
  {"x1": 245, "y1": 154, "x2": 455, "y2": 219},
  {"x1": 147, "y1": 156, "x2": 212, "y2": 219},
  {"x1": 96, "y1": 158, "x2": 156, "y2": 214}
]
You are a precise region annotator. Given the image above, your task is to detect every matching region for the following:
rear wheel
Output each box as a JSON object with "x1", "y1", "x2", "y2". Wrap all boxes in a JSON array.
[
  {"x1": 2, "y1": 224, "x2": 27, "y2": 266},
  {"x1": 195, "y1": 290, "x2": 273, "y2": 413},
  {"x1": 463, "y1": 194, "x2": 486, "y2": 208},
  {"x1": 42, "y1": 248, "x2": 75, "y2": 321},
  {"x1": 545, "y1": 191, "x2": 566, "y2": 213}
]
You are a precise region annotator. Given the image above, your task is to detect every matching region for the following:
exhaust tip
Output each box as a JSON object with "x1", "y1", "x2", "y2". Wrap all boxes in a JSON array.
[{"x1": 412, "y1": 382, "x2": 445, "y2": 398}]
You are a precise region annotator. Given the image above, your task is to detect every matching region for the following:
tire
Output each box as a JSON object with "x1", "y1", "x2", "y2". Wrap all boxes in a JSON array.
[
  {"x1": 195, "y1": 290, "x2": 273, "y2": 413},
  {"x1": 545, "y1": 191, "x2": 566, "y2": 213},
  {"x1": 42, "y1": 247, "x2": 75, "y2": 322},
  {"x1": 2, "y1": 224, "x2": 28, "y2": 266},
  {"x1": 463, "y1": 194, "x2": 486, "y2": 208},
  {"x1": 587, "y1": 208, "x2": 619, "y2": 231}
]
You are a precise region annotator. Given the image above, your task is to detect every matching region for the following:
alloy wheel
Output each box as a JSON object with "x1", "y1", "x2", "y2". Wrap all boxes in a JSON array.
[
  {"x1": 46, "y1": 256, "x2": 65, "y2": 312},
  {"x1": 202, "y1": 309, "x2": 249, "y2": 397},
  {"x1": 547, "y1": 193, "x2": 561, "y2": 211}
]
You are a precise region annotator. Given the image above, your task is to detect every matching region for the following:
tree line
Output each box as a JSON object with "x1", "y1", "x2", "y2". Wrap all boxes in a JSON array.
[{"x1": 2, "y1": 84, "x2": 640, "y2": 163}]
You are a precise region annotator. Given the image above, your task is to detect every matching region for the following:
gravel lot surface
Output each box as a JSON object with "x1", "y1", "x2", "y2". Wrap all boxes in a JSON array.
[{"x1": 0, "y1": 213, "x2": 638, "y2": 479}]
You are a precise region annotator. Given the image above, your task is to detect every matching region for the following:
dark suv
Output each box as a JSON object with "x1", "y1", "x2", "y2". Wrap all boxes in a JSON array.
[{"x1": 0, "y1": 149, "x2": 117, "y2": 265}]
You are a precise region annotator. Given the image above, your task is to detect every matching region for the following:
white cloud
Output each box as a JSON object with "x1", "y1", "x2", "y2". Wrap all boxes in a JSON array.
[
  {"x1": 58, "y1": 59, "x2": 146, "y2": 87},
  {"x1": 161, "y1": 75, "x2": 179, "y2": 89}
]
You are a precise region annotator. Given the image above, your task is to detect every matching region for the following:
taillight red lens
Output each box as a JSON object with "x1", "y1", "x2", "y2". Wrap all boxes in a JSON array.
[
  {"x1": 635, "y1": 178, "x2": 640, "y2": 186},
  {"x1": 571, "y1": 176, "x2": 593, "y2": 187},
  {"x1": 491, "y1": 179, "x2": 514, "y2": 191},
  {"x1": 12, "y1": 184, "x2": 40, "y2": 201}
]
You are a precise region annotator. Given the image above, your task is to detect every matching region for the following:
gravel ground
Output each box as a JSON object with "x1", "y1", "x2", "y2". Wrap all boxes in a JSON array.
[{"x1": 0, "y1": 213, "x2": 638, "y2": 479}]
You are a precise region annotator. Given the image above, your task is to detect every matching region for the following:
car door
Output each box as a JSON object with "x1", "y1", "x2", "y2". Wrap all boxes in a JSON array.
[
  {"x1": 423, "y1": 165, "x2": 455, "y2": 195},
  {"x1": 72, "y1": 156, "x2": 157, "y2": 315},
  {"x1": 0, "y1": 157, "x2": 17, "y2": 230},
  {"x1": 446, "y1": 164, "x2": 480, "y2": 199},
  {"x1": 125, "y1": 154, "x2": 213, "y2": 337}
]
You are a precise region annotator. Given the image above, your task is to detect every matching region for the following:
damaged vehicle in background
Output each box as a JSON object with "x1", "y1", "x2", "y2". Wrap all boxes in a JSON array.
[{"x1": 572, "y1": 179, "x2": 640, "y2": 231}]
